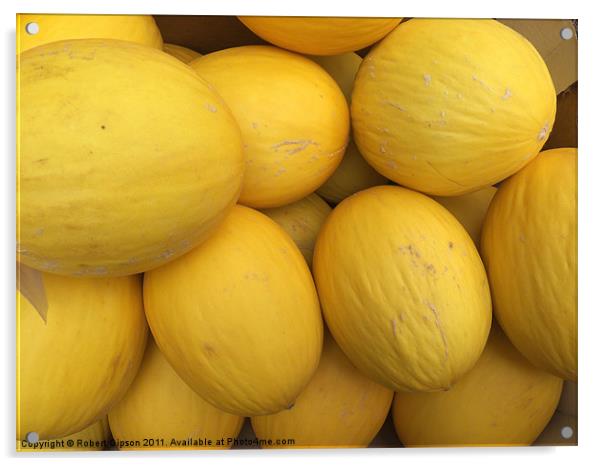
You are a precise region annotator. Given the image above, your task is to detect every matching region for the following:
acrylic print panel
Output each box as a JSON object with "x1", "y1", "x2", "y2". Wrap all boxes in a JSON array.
[{"x1": 16, "y1": 12, "x2": 577, "y2": 452}]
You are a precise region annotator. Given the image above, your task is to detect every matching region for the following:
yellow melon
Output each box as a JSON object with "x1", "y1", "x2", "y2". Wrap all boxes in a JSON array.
[
  {"x1": 351, "y1": 19, "x2": 556, "y2": 196},
  {"x1": 17, "y1": 417, "x2": 111, "y2": 451},
  {"x1": 432, "y1": 186, "x2": 497, "y2": 246},
  {"x1": 392, "y1": 324, "x2": 562, "y2": 446},
  {"x1": 251, "y1": 332, "x2": 393, "y2": 448},
  {"x1": 481, "y1": 148, "x2": 577, "y2": 380},
  {"x1": 17, "y1": 39, "x2": 244, "y2": 276},
  {"x1": 17, "y1": 14, "x2": 163, "y2": 53},
  {"x1": 238, "y1": 16, "x2": 401, "y2": 56},
  {"x1": 310, "y1": 52, "x2": 388, "y2": 203},
  {"x1": 308, "y1": 52, "x2": 361, "y2": 101},
  {"x1": 108, "y1": 338, "x2": 243, "y2": 450},
  {"x1": 144, "y1": 205, "x2": 323, "y2": 416},
  {"x1": 533, "y1": 411, "x2": 577, "y2": 446},
  {"x1": 190, "y1": 45, "x2": 349, "y2": 208},
  {"x1": 313, "y1": 185, "x2": 492, "y2": 392},
  {"x1": 317, "y1": 139, "x2": 389, "y2": 205},
  {"x1": 17, "y1": 273, "x2": 147, "y2": 440},
  {"x1": 162, "y1": 43, "x2": 202, "y2": 63},
  {"x1": 261, "y1": 193, "x2": 332, "y2": 267}
]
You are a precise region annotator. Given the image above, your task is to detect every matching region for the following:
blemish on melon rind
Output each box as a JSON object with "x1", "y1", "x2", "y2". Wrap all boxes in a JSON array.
[
  {"x1": 75, "y1": 265, "x2": 108, "y2": 276},
  {"x1": 160, "y1": 249, "x2": 176, "y2": 260},
  {"x1": 423, "y1": 74, "x2": 432, "y2": 86},
  {"x1": 272, "y1": 140, "x2": 318, "y2": 155},
  {"x1": 537, "y1": 122, "x2": 550, "y2": 141},
  {"x1": 386, "y1": 101, "x2": 405, "y2": 112}
]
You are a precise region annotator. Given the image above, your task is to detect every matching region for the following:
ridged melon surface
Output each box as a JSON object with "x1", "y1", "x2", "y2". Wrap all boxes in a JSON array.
[
  {"x1": 313, "y1": 185, "x2": 492, "y2": 392},
  {"x1": 144, "y1": 205, "x2": 323, "y2": 416},
  {"x1": 481, "y1": 148, "x2": 577, "y2": 380},
  {"x1": 18, "y1": 39, "x2": 244, "y2": 276},
  {"x1": 352, "y1": 19, "x2": 556, "y2": 196}
]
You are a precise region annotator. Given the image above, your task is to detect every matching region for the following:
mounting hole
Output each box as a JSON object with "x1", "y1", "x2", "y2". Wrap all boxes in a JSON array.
[
  {"x1": 560, "y1": 27, "x2": 574, "y2": 40},
  {"x1": 25, "y1": 22, "x2": 40, "y2": 35},
  {"x1": 560, "y1": 426, "x2": 574, "y2": 439},
  {"x1": 25, "y1": 431, "x2": 39, "y2": 443}
]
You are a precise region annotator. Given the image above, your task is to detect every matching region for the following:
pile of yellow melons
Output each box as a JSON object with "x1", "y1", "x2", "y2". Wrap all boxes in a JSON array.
[{"x1": 16, "y1": 14, "x2": 577, "y2": 451}]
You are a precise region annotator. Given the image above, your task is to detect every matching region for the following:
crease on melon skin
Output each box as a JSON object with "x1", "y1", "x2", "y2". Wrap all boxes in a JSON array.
[
  {"x1": 261, "y1": 193, "x2": 332, "y2": 267},
  {"x1": 17, "y1": 14, "x2": 163, "y2": 53},
  {"x1": 480, "y1": 148, "x2": 577, "y2": 381},
  {"x1": 143, "y1": 205, "x2": 324, "y2": 417},
  {"x1": 312, "y1": 185, "x2": 492, "y2": 393},
  {"x1": 392, "y1": 324, "x2": 563, "y2": 447},
  {"x1": 251, "y1": 331, "x2": 393, "y2": 448},
  {"x1": 17, "y1": 273, "x2": 148, "y2": 441},
  {"x1": 189, "y1": 45, "x2": 349, "y2": 209},
  {"x1": 351, "y1": 18, "x2": 557, "y2": 196},
  {"x1": 18, "y1": 39, "x2": 244, "y2": 277},
  {"x1": 108, "y1": 338, "x2": 244, "y2": 450},
  {"x1": 238, "y1": 16, "x2": 402, "y2": 56}
]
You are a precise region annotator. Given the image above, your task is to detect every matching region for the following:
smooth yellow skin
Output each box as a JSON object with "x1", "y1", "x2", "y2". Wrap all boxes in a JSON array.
[
  {"x1": 163, "y1": 43, "x2": 202, "y2": 63},
  {"x1": 481, "y1": 148, "x2": 577, "y2": 380},
  {"x1": 17, "y1": 39, "x2": 244, "y2": 276},
  {"x1": 252, "y1": 332, "x2": 393, "y2": 448},
  {"x1": 352, "y1": 19, "x2": 557, "y2": 196},
  {"x1": 393, "y1": 325, "x2": 563, "y2": 447},
  {"x1": 238, "y1": 17, "x2": 401, "y2": 56},
  {"x1": 310, "y1": 52, "x2": 388, "y2": 204},
  {"x1": 17, "y1": 273, "x2": 148, "y2": 440},
  {"x1": 190, "y1": 46, "x2": 349, "y2": 208},
  {"x1": 261, "y1": 193, "x2": 331, "y2": 267},
  {"x1": 18, "y1": 417, "x2": 111, "y2": 451},
  {"x1": 432, "y1": 186, "x2": 497, "y2": 246},
  {"x1": 313, "y1": 185, "x2": 492, "y2": 392},
  {"x1": 533, "y1": 411, "x2": 577, "y2": 446},
  {"x1": 144, "y1": 205, "x2": 323, "y2": 416},
  {"x1": 108, "y1": 339, "x2": 243, "y2": 450},
  {"x1": 17, "y1": 14, "x2": 163, "y2": 53}
]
